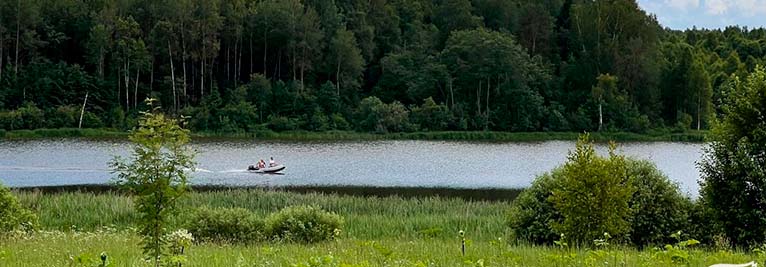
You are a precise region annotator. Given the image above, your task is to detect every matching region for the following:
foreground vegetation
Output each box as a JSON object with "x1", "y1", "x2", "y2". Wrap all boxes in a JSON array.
[
  {"x1": 0, "y1": 128, "x2": 707, "y2": 142},
  {"x1": 0, "y1": 188, "x2": 761, "y2": 266},
  {"x1": 0, "y1": 230, "x2": 760, "y2": 267},
  {"x1": 15, "y1": 189, "x2": 509, "y2": 241}
]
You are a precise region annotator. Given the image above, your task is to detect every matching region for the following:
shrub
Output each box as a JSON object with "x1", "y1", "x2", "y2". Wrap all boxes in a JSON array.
[
  {"x1": 267, "y1": 115, "x2": 300, "y2": 131},
  {"x1": 329, "y1": 113, "x2": 350, "y2": 130},
  {"x1": 0, "y1": 183, "x2": 38, "y2": 232},
  {"x1": 509, "y1": 135, "x2": 693, "y2": 247},
  {"x1": 627, "y1": 160, "x2": 692, "y2": 246},
  {"x1": 410, "y1": 97, "x2": 451, "y2": 131},
  {"x1": 700, "y1": 66, "x2": 766, "y2": 246},
  {"x1": 507, "y1": 172, "x2": 560, "y2": 244},
  {"x1": 17, "y1": 103, "x2": 45, "y2": 129},
  {"x1": 187, "y1": 206, "x2": 265, "y2": 244},
  {"x1": 0, "y1": 111, "x2": 21, "y2": 130},
  {"x1": 47, "y1": 105, "x2": 79, "y2": 128},
  {"x1": 549, "y1": 135, "x2": 635, "y2": 246},
  {"x1": 265, "y1": 205, "x2": 343, "y2": 243}
]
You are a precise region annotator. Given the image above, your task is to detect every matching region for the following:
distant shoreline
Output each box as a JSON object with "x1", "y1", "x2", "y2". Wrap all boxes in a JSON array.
[
  {"x1": 0, "y1": 128, "x2": 707, "y2": 142},
  {"x1": 11, "y1": 184, "x2": 523, "y2": 202}
]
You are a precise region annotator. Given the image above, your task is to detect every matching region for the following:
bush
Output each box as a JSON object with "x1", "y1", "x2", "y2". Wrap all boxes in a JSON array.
[
  {"x1": 627, "y1": 160, "x2": 692, "y2": 246},
  {"x1": 329, "y1": 113, "x2": 350, "y2": 130},
  {"x1": 187, "y1": 206, "x2": 265, "y2": 244},
  {"x1": 0, "y1": 183, "x2": 38, "y2": 232},
  {"x1": 410, "y1": 97, "x2": 451, "y2": 131},
  {"x1": 509, "y1": 135, "x2": 693, "y2": 247},
  {"x1": 17, "y1": 103, "x2": 45, "y2": 129},
  {"x1": 507, "y1": 173, "x2": 560, "y2": 244},
  {"x1": 0, "y1": 111, "x2": 21, "y2": 130},
  {"x1": 267, "y1": 115, "x2": 300, "y2": 131},
  {"x1": 265, "y1": 205, "x2": 343, "y2": 243},
  {"x1": 356, "y1": 96, "x2": 412, "y2": 133},
  {"x1": 549, "y1": 135, "x2": 635, "y2": 246},
  {"x1": 47, "y1": 105, "x2": 79, "y2": 128},
  {"x1": 700, "y1": 66, "x2": 766, "y2": 246}
]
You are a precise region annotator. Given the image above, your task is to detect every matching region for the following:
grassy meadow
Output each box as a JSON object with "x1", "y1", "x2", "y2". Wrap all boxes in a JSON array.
[{"x1": 0, "y1": 187, "x2": 761, "y2": 266}]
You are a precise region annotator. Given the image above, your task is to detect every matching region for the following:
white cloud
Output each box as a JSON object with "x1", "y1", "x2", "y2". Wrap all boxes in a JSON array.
[
  {"x1": 732, "y1": 0, "x2": 766, "y2": 16},
  {"x1": 665, "y1": 0, "x2": 700, "y2": 10},
  {"x1": 705, "y1": 0, "x2": 729, "y2": 15}
]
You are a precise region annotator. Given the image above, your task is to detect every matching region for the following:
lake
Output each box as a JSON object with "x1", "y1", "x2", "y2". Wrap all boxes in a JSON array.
[{"x1": 0, "y1": 139, "x2": 704, "y2": 195}]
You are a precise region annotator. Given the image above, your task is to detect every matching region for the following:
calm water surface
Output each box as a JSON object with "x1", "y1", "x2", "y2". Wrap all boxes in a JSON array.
[{"x1": 0, "y1": 139, "x2": 704, "y2": 195}]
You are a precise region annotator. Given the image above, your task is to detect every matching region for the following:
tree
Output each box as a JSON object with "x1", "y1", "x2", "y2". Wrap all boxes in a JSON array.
[
  {"x1": 700, "y1": 66, "x2": 766, "y2": 247},
  {"x1": 111, "y1": 99, "x2": 195, "y2": 266},
  {"x1": 550, "y1": 134, "x2": 635, "y2": 246},
  {"x1": 328, "y1": 28, "x2": 365, "y2": 98}
]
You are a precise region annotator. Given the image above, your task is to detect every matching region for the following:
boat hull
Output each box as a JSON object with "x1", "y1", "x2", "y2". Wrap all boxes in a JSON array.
[{"x1": 247, "y1": 164, "x2": 285, "y2": 173}]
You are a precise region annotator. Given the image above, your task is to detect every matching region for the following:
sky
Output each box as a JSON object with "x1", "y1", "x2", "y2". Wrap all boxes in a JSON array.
[{"x1": 636, "y1": 0, "x2": 766, "y2": 30}]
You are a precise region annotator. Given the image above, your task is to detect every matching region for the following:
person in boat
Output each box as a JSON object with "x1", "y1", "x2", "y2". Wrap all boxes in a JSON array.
[
  {"x1": 258, "y1": 159, "x2": 266, "y2": 169},
  {"x1": 269, "y1": 157, "x2": 276, "y2": 167}
]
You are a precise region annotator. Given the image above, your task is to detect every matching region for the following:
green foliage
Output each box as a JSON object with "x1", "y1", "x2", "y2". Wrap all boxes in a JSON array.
[
  {"x1": 410, "y1": 97, "x2": 452, "y2": 131},
  {"x1": 187, "y1": 206, "x2": 264, "y2": 244},
  {"x1": 510, "y1": 135, "x2": 692, "y2": 247},
  {"x1": 0, "y1": 184, "x2": 37, "y2": 233},
  {"x1": 700, "y1": 66, "x2": 766, "y2": 247},
  {"x1": 626, "y1": 160, "x2": 692, "y2": 246},
  {"x1": 507, "y1": 173, "x2": 560, "y2": 244},
  {"x1": 265, "y1": 205, "x2": 343, "y2": 243},
  {"x1": 549, "y1": 135, "x2": 635, "y2": 246},
  {"x1": 356, "y1": 96, "x2": 412, "y2": 133},
  {"x1": 110, "y1": 100, "x2": 195, "y2": 266}
]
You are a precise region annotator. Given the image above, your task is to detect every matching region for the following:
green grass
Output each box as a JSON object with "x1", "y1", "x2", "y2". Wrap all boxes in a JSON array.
[
  {"x1": 1, "y1": 128, "x2": 708, "y2": 142},
  {"x1": 0, "y1": 231, "x2": 758, "y2": 266},
  {"x1": 15, "y1": 188, "x2": 512, "y2": 241},
  {"x1": 5, "y1": 188, "x2": 763, "y2": 266}
]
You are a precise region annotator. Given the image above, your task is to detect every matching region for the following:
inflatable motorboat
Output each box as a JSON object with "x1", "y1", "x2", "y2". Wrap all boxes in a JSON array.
[{"x1": 247, "y1": 164, "x2": 285, "y2": 173}]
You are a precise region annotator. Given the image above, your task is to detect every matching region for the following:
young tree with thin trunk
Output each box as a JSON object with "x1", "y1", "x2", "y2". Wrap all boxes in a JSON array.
[{"x1": 111, "y1": 99, "x2": 195, "y2": 267}]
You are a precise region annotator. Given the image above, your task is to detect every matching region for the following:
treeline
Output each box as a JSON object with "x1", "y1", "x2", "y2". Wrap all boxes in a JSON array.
[{"x1": 0, "y1": 0, "x2": 765, "y2": 133}]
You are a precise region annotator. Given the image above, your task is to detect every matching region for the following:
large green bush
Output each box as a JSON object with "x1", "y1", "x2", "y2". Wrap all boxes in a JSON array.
[
  {"x1": 0, "y1": 183, "x2": 38, "y2": 232},
  {"x1": 187, "y1": 206, "x2": 265, "y2": 244},
  {"x1": 507, "y1": 173, "x2": 560, "y2": 244},
  {"x1": 549, "y1": 135, "x2": 635, "y2": 246},
  {"x1": 509, "y1": 135, "x2": 693, "y2": 247},
  {"x1": 700, "y1": 66, "x2": 766, "y2": 246},
  {"x1": 626, "y1": 160, "x2": 692, "y2": 246},
  {"x1": 265, "y1": 205, "x2": 343, "y2": 243}
]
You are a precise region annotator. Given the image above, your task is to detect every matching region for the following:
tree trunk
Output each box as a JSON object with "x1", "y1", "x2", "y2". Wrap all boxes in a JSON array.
[
  {"x1": 697, "y1": 94, "x2": 701, "y2": 130},
  {"x1": 477, "y1": 80, "x2": 481, "y2": 117},
  {"x1": 1, "y1": 33, "x2": 4, "y2": 79},
  {"x1": 78, "y1": 92, "x2": 89, "y2": 129},
  {"x1": 14, "y1": 0, "x2": 21, "y2": 77},
  {"x1": 263, "y1": 30, "x2": 268, "y2": 77},
  {"x1": 149, "y1": 56, "x2": 154, "y2": 93},
  {"x1": 201, "y1": 60, "x2": 205, "y2": 98},
  {"x1": 450, "y1": 79, "x2": 454, "y2": 108},
  {"x1": 336, "y1": 59, "x2": 341, "y2": 96},
  {"x1": 169, "y1": 41, "x2": 177, "y2": 112},
  {"x1": 486, "y1": 77, "x2": 490, "y2": 130},
  {"x1": 598, "y1": 102, "x2": 603, "y2": 131},
  {"x1": 249, "y1": 34, "x2": 253, "y2": 76},
  {"x1": 300, "y1": 46, "x2": 305, "y2": 91},
  {"x1": 182, "y1": 37, "x2": 188, "y2": 107},
  {"x1": 125, "y1": 61, "x2": 130, "y2": 111},
  {"x1": 134, "y1": 68, "x2": 139, "y2": 109},
  {"x1": 226, "y1": 44, "x2": 230, "y2": 82}
]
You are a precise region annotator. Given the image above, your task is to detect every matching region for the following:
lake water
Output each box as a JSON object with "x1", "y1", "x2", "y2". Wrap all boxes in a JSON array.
[{"x1": 0, "y1": 139, "x2": 704, "y2": 196}]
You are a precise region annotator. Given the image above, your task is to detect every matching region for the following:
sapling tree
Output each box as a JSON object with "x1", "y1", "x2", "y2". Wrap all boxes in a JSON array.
[{"x1": 111, "y1": 99, "x2": 195, "y2": 266}]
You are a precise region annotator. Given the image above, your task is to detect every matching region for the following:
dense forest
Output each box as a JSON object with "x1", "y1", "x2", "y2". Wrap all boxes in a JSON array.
[{"x1": 0, "y1": 0, "x2": 764, "y2": 134}]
